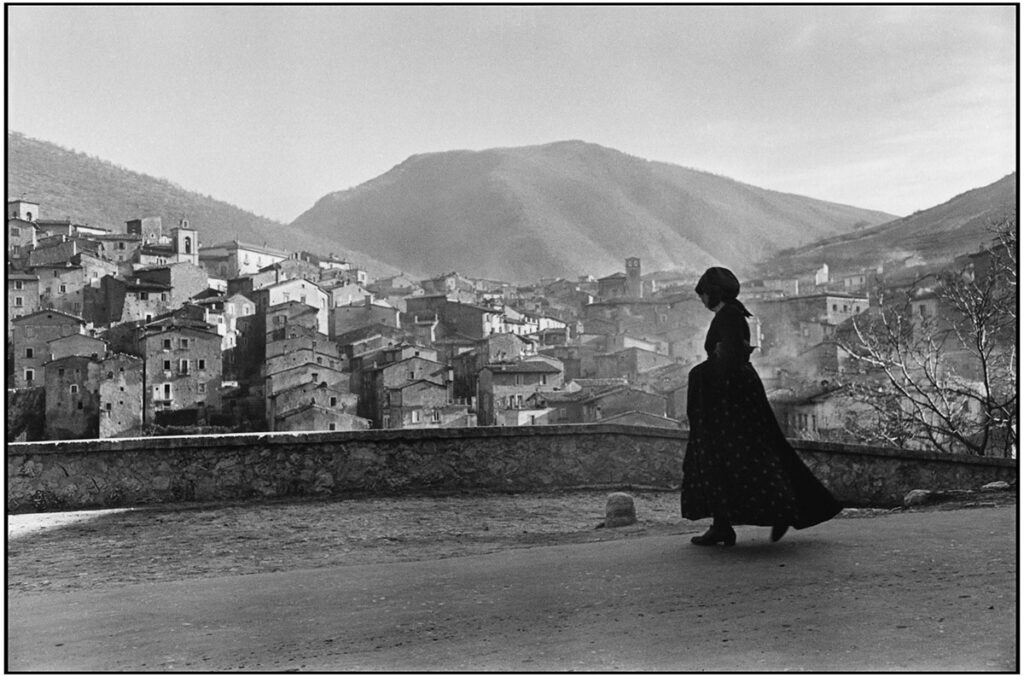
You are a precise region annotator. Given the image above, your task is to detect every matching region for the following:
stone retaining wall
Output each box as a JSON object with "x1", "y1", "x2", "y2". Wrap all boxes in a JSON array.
[{"x1": 6, "y1": 425, "x2": 1016, "y2": 513}]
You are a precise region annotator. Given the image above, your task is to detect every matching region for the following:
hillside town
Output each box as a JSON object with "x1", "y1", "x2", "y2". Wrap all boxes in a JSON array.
[{"x1": 6, "y1": 199, "x2": 1015, "y2": 456}]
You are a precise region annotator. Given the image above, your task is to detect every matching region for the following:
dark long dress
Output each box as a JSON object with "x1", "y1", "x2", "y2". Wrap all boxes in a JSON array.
[{"x1": 680, "y1": 303, "x2": 842, "y2": 529}]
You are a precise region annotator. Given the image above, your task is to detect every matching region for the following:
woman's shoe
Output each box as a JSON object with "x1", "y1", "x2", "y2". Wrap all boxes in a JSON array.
[
  {"x1": 691, "y1": 526, "x2": 736, "y2": 547},
  {"x1": 770, "y1": 524, "x2": 790, "y2": 542}
]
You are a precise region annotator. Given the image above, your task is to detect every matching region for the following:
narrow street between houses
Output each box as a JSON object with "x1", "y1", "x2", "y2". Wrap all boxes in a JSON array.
[{"x1": 7, "y1": 492, "x2": 1017, "y2": 671}]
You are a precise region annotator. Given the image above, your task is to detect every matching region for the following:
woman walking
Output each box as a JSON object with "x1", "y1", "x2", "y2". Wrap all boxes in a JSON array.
[{"x1": 681, "y1": 267, "x2": 842, "y2": 546}]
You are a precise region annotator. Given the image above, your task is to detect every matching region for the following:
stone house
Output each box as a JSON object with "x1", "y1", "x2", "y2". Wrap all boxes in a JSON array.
[
  {"x1": 11, "y1": 309, "x2": 86, "y2": 388},
  {"x1": 98, "y1": 353, "x2": 145, "y2": 438},
  {"x1": 404, "y1": 295, "x2": 503, "y2": 341},
  {"x1": 538, "y1": 344, "x2": 602, "y2": 382},
  {"x1": 601, "y1": 410, "x2": 680, "y2": 429},
  {"x1": 768, "y1": 381, "x2": 853, "y2": 439},
  {"x1": 93, "y1": 233, "x2": 143, "y2": 264},
  {"x1": 748, "y1": 293, "x2": 869, "y2": 363},
  {"x1": 34, "y1": 253, "x2": 119, "y2": 322},
  {"x1": 198, "y1": 240, "x2": 290, "y2": 279},
  {"x1": 581, "y1": 386, "x2": 667, "y2": 422},
  {"x1": 477, "y1": 358, "x2": 564, "y2": 426},
  {"x1": 100, "y1": 275, "x2": 175, "y2": 325},
  {"x1": 594, "y1": 346, "x2": 677, "y2": 382},
  {"x1": 27, "y1": 236, "x2": 100, "y2": 268},
  {"x1": 321, "y1": 281, "x2": 373, "y2": 309},
  {"x1": 365, "y1": 273, "x2": 421, "y2": 299},
  {"x1": 48, "y1": 333, "x2": 108, "y2": 361},
  {"x1": 43, "y1": 354, "x2": 101, "y2": 439},
  {"x1": 274, "y1": 401, "x2": 371, "y2": 432},
  {"x1": 133, "y1": 262, "x2": 210, "y2": 309},
  {"x1": 330, "y1": 296, "x2": 400, "y2": 338},
  {"x1": 268, "y1": 380, "x2": 363, "y2": 432},
  {"x1": 529, "y1": 383, "x2": 666, "y2": 425},
  {"x1": 359, "y1": 355, "x2": 451, "y2": 427},
  {"x1": 8, "y1": 270, "x2": 40, "y2": 329},
  {"x1": 265, "y1": 361, "x2": 349, "y2": 419},
  {"x1": 249, "y1": 278, "x2": 330, "y2": 336},
  {"x1": 7, "y1": 216, "x2": 40, "y2": 258},
  {"x1": 125, "y1": 216, "x2": 164, "y2": 246},
  {"x1": 597, "y1": 272, "x2": 629, "y2": 299},
  {"x1": 263, "y1": 327, "x2": 346, "y2": 414},
  {"x1": 384, "y1": 378, "x2": 472, "y2": 429},
  {"x1": 450, "y1": 333, "x2": 536, "y2": 404},
  {"x1": 633, "y1": 362, "x2": 690, "y2": 419},
  {"x1": 139, "y1": 323, "x2": 223, "y2": 418},
  {"x1": 333, "y1": 323, "x2": 410, "y2": 364}
]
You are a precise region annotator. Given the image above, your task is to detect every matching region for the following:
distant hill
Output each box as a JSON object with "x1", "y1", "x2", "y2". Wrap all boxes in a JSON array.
[
  {"x1": 289, "y1": 141, "x2": 897, "y2": 283},
  {"x1": 6, "y1": 132, "x2": 400, "y2": 278},
  {"x1": 755, "y1": 173, "x2": 1017, "y2": 278}
]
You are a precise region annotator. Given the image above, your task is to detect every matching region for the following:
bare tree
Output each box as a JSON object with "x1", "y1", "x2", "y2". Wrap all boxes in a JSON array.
[{"x1": 833, "y1": 214, "x2": 1017, "y2": 457}]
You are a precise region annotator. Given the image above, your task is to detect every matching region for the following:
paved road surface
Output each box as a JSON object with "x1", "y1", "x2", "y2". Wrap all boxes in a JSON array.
[{"x1": 7, "y1": 505, "x2": 1016, "y2": 671}]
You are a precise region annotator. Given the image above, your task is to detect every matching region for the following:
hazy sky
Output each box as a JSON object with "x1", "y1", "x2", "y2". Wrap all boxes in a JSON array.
[{"x1": 7, "y1": 5, "x2": 1017, "y2": 223}]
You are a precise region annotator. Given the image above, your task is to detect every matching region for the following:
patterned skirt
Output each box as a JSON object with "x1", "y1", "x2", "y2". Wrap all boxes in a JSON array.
[{"x1": 680, "y1": 361, "x2": 842, "y2": 528}]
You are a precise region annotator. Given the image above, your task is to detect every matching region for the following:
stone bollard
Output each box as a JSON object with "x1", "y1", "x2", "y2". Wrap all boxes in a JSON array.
[{"x1": 605, "y1": 492, "x2": 637, "y2": 528}]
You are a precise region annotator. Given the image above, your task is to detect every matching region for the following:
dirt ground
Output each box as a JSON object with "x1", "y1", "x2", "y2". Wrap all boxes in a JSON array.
[{"x1": 6, "y1": 488, "x2": 1011, "y2": 596}]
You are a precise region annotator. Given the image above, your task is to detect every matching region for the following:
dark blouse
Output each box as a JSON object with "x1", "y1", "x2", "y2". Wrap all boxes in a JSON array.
[{"x1": 704, "y1": 303, "x2": 752, "y2": 368}]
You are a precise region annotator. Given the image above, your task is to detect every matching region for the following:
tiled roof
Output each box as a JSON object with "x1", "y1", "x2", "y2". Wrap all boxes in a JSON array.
[{"x1": 484, "y1": 361, "x2": 562, "y2": 374}]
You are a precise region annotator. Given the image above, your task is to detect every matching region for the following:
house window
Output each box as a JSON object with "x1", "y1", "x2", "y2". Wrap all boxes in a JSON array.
[
  {"x1": 412, "y1": 410, "x2": 421, "y2": 423},
  {"x1": 180, "y1": 338, "x2": 190, "y2": 349},
  {"x1": 106, "y1": 403, "x2": 112, "y2": 411},
  {"x1": 516, "y1": 394, "x2": 524, "y2": 408},
  {"x1": 179, "y1": 359, "x2": 189, "y2": 374},
  {"x1": 382, "y1": 414, "x2": 390, "y2": 428},
  {"x1": 163, "y1": 384, "x2": 171, "y2": 400},
  {"x1": 329, "y1": 396, "x2": 338, "y2": 407},
  {"x1": 163, "y1": 338, "x2": 172, "y2": 350},
  {"x1": 198, "y1": 359, "x2": 206, "y2": 371},
  {"x1": 312, "y1": 372, "x2": 319, "y2": 382},
  {"x1": 198, "y1": 383, "x2": 206, "y2": 393},
  {"x1": 70, "y1": 384, "x2": 79, "y2": 394},
  {"x1": 140, "y1": 292, "x2": 149, "y2": 300},
  {"x1": 163, "y1": 360, "x2": 172, "y2": 371},
  {"x1": 832, "y1": 304, "x2": 837, "y2": 311},
  {"x1": 328, "y1": 423, "x2": 337, "y2": 431},
  {"x1": 431, "y1": 410, "x2": 441, "y2": 422},
  {"x1": 107, "y1": 371, "x2": 114, "y2": 379},
  {"x1": 24, "y1": 369, "x2": 34, "y2": 383},
  {"x1": 160, "y1": 293, "x2": 168, "y2": 302},
  {"x1": 515, "y1": 374, "x2": 523, "y2": 385},
  {"x1": 10, "y1": 226, "x2": 20, "y2": 237},
  {"x1": 59, "y1": 284, "x2": 67, "y2": 294},
  {"x1": 14, "y1": 280, "x2": 23, "y2": 290},
  {"x1": 118, "y1": 242, "x2": 126, "y2": 250},
  {"x1": 58, "y1": 368, "x2": 65, "y2": 377},
  {"x1": 540, "y1": 374, "x2": 547, "y2": 385},
  {"x1": 25, "y1": 347, "x2": 33, "y2": 358},
  {"x1": 77, "y1": 401, "x2": 84, "y2": 410}
]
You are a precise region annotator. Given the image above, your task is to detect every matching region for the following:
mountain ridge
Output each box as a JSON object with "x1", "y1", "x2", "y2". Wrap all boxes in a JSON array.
[
  {"x1": 291, "y1": 140, "x2": 898, "y2": 282},
  {"x1": 6, "y1": 132, "x2": 401, "y2": 278},
  {"x1": 755, "y1": 172, "x2": 1017, "y2": 278}
]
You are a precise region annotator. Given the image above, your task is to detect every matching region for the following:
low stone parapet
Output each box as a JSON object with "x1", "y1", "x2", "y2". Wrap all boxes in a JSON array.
[{"x1": 6, "y1": 425, "x2": 1016, "y2": 513}]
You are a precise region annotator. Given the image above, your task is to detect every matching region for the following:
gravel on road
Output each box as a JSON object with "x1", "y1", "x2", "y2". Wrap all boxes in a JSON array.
[{"x1": 6, "y1": 488, "x2": 1008, "y2": 596}]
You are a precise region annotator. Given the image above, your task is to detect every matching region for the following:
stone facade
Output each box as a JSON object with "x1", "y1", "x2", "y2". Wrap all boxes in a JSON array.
[{"x1": 5, "y1": 425, "x2": 1016, "y2": 513}]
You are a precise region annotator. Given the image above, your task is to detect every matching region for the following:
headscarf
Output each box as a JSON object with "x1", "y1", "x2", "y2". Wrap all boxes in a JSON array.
[{"x1": 695, "y1": 266, "x2": 752, "y2": 317}]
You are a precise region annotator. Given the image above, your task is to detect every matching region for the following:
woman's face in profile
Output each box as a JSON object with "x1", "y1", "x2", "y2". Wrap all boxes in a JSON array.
[{"x1": 699, "y1": 292, "x2": 712, "y2": 310}]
